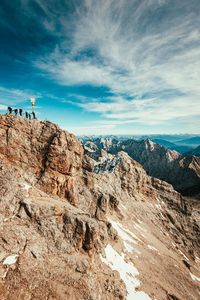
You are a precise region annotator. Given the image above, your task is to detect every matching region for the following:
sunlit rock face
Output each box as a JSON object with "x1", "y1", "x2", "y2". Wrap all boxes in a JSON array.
[
  {"x1": 0, "y1": 114, "x2": 83, "y2": 204},
  {"x1": 0, "y1": 114, "x2": 200, "y2": 300}
]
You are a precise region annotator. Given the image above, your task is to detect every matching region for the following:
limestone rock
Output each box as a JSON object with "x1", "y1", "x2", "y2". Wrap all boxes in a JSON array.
[{"x1": 0, "y1": 115, "x2": 200, "y2": 300}]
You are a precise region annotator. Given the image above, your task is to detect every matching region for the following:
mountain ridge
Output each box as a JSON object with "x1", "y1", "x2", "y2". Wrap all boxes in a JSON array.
[
  {"x1": 83, "y1": 137, "x2": 200, "y2": 196},
  {"x1": 0, "y1": 114, "x2": 200, "y2": 300}
]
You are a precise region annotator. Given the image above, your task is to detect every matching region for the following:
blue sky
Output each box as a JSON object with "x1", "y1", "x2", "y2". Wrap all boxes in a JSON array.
[{"x1": 0, "y1": 0, "x2": 200, "y2": 135}]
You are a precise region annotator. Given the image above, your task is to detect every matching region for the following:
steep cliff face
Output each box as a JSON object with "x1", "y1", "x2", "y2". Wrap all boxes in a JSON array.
[{"x1": 0, "y1": 115, "x2": 200, "y2": 300}]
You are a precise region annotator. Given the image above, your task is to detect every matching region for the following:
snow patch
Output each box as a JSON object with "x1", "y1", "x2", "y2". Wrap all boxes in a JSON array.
[
  {"x1": 100, "y1": 244, "x2": 151, "y2": 300},
  {"x1": 23, "y1": 182, "x2": 31, "y2": 196},
  {"x1": 125, "y1": 228, "x2": 142, "y2": 244},
  {"x1": 156, "y1": 198, "x2": 162, "y2": 210},
  {"x1": 146, "y1": 140, "x2": 155, "y2": 151},
  {"x1": 110, "y1": 220, "x2": 137, "y2": 244},
  {"x1": 156, "y1": 203, "x2": 162, "y2": 210},
  {"x1": 190, "y1": 273, "x2": 200, "y2": 282},
  {"x1": 3, "y1": 255, "x2": 18, "y2": 265},
  {"x1": 178, "y1": 250, "x2": 189, "y2": 261},
  {"x1": 93, "y1": 155, "x2": 121, "y2": 174},
  {"x1": 109, "y1": 220, "x2": 142, "y2": 254},
  {"x1": 84, "y1": 146, "x2": 95, "y2": 153}
]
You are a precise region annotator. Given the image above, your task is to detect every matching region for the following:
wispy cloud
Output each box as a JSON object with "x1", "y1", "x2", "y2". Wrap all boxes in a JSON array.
[
  {"x1": 35, "y1": 0, "x2": 200, "y2": 132},
  {"x1": 0, "y1": 87, "x2": 40, "y2": 106},
  {"x1": 13, "y1": 0, "x2": 199, "y2": 133},
  {"x1": 67, "y1": 94, "x2": 199, "y2": 126}
]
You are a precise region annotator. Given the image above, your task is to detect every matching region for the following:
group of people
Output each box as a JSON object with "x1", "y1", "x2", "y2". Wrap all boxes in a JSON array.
[{"x1": 7, "y1": 107, "x2": 36, "y2": 119}]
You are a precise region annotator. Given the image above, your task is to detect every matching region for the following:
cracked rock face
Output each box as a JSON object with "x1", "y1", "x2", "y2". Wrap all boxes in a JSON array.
[
  {"x1": 0, "y1": 115, "x2": 83, "y2": 204},
  {"x1": 0, "y1": 115, "x2": 200, "y2": 300}
]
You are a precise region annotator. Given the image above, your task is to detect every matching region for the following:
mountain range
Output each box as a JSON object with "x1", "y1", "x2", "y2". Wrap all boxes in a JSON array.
[
  {"x1": 81, "y1": 135, "x2": 200, "y2": 155},
  {"x1": 84, "y1": 137, "x2": 200, "y2": 196},
  {"x1": 0, "y1": 114, "x2": 200, "y2": 300}
]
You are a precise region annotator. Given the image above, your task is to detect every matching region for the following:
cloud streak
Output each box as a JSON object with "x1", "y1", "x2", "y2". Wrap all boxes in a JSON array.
[
  {"x1": 19, "y1": 0, "x2": 200, "y2": 132},
  {"x1": 0, "y1": 86, "x2": 41, "y2": 106}
]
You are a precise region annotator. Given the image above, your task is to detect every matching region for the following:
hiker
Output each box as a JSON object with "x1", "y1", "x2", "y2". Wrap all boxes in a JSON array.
[
  {"x1": 28, "y1": 113, "x2": 31, "y2": 120},
  {"x1": 7, "y1": 107, "x2": 12, "y2": 114},
  {"x1": 19, "y1": 108, "x2": 23, "y2": 116},
  {"x1": 32, "y1": 111, "x2": 36, "y2": 119},
  {"x1": 25, "y1": 112, "x2": 29, "y2": 119},
  {"x1": 13, "y1": 109, "x2": 18, "y2": 116}
]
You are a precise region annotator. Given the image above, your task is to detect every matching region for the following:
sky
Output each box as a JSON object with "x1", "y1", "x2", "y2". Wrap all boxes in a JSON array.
[{"x1": 0, "y1": 0, "x2": 200, "y2": 135}]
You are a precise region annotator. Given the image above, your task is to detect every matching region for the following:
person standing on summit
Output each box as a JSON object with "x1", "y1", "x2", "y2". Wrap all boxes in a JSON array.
[
  {"x1": 7, "y1": 107, "x2": 12, "y2": 114},
  {"x1": 19, "y1": 108, "x2": 23, "y2": 116},
  {"x1": 32, "y1": 111, "x2": 36, "y2": 119},
  {"x1": 13, "y1": 109, "x2": 18, "y2": 116}
]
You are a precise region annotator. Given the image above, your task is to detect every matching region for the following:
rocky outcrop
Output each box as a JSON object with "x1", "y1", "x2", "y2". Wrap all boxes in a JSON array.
[
  {"x1": 0, "y1": 115, "x2": 83, "y2": 204},
  {"x1": 0, "y1": 115, "x2": 200, "y2": 300}
]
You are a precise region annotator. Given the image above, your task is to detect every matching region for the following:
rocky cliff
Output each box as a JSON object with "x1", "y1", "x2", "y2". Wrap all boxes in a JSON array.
[{"x1": 0, "y1": 115, "x2": 200, "y2": 300}]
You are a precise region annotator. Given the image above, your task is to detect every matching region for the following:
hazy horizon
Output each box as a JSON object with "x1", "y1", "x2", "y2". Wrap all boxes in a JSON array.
[{"x1": 78, "y1": 133, "x2": 200, "y2": 137}]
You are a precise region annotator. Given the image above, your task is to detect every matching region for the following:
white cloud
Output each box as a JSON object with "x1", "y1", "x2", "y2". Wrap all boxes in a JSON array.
[
  {"x1": 34, "y1": 0, "x2": 200, "y2": 132},
  {"x1": 66, "y1": 92, "x2": 199, "y2": 125}
]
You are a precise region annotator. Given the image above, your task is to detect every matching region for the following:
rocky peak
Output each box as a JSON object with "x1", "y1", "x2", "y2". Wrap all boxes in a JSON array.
[
  {"x1": 0, "y1": 114, "x2": 83, "y2": 204},
  {"x1": 144, "y1": 138, "x2": 156, "y2": 151}
]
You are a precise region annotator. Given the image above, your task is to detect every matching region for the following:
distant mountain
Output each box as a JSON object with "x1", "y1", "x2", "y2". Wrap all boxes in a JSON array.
[
  {"x1": 152, "y1": 138, "x2": 194, "y2": 153},
  {"x1": 81, "y1": 135, "x2": 200, "y2": 153},
  {"x1": 139, "y1": 134, "x2": 196, "y2": 143},
  {"x1": 83, "y1": 137, "x2": 200, "y2": 195},
  {"x1": 187, "y1": 145, "x2": 200, "y2": 156},
  {"x1": 151, "y1": 139, "x2": 176, "y2": 148},
  {"x1": 175, "y1": 136, "x2": 200, "y2": 147},
  {"x1": 81, "y1": 134, "x2": 199, "y2": 143}
]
